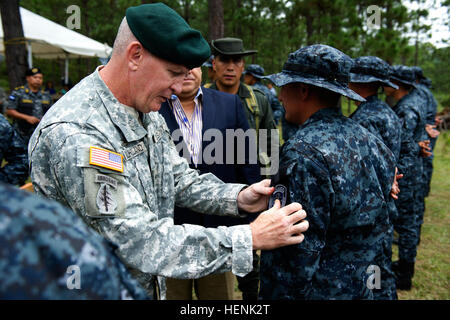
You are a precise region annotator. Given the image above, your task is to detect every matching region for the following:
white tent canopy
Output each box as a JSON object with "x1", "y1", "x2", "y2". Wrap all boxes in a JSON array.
[{"x1": 0, "y1": 7, "x2": 112, "y2": 81}]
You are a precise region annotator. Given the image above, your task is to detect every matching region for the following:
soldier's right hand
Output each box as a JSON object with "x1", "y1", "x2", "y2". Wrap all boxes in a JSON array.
[
  {"x1": 26, "y1": 115, "x2": 40, "y2": 125},
  {"x1": 250, "y1": 200, "x2": 308, "y2": 250}
]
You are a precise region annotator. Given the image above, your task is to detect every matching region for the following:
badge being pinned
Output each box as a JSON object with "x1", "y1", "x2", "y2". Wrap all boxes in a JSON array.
[{"x1": 89, "y1": 146, "x2": 124, "y2": 172}]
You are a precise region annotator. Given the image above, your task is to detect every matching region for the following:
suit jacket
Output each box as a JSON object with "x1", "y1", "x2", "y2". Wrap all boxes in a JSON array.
[{"x1": 159, "y1": 87, "x2": 261, "y2": 227}]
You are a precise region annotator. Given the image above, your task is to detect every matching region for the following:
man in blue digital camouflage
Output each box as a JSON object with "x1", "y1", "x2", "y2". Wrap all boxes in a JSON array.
[
  {"x1": 383, "y1": 65, "x2": 430, "y2": 290},
  {"x1": 29, "y1": 3, "x2": 309, "y2": 299},
  {"x1": 5, "y1": 67, "x2": 52, "y2": 144},
  {"x1": 0, "y1": 114, "x2": 29, "y2": 186},
  {"x1": 259, "y1": 44, "x2": 397, "y2": 300},
  {"x1": 348, "y1": 56, "x2": 404, "y2": 300},
  {"x1": 0, "y1": 181, "x2": 149, "y2": 299},
  {"x1": 411, "y1": 66, "x2": 440, "y2": 241},
  {"x1": 243, "y1": 64, "x2": 284, "y2": 125}
]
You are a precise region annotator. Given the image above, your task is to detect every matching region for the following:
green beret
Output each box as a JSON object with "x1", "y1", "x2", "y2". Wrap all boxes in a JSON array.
[{"x1": 126, "y1": 3, "x2": 210, "y2": 69}]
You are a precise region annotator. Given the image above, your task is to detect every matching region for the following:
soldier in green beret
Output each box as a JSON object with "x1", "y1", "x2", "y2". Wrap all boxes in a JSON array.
[{"x1": 28, "y1": 3, "x2": 309, "y2": 300}]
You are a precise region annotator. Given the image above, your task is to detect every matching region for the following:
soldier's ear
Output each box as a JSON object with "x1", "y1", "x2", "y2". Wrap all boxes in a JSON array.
[
  {"x1": 126, "y1": 41, "x2": 144, "y2": 71},
  {"x1": 298, "y1": 83, "x2": 309, "y2": 101}
]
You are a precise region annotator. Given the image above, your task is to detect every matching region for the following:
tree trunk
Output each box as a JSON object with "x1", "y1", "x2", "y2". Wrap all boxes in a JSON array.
[
  {"x1": 183, "y1": 0, "x2": 190, "y2": 24},
  {"x1": 208, "y1": 0, "x2": 224, "y2": 41},
  {"x1": 0, "y1": 0, "x2": 28, "y2": 90}
]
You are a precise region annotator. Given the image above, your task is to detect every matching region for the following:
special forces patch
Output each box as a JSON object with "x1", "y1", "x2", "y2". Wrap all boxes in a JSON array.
[
  {"x1": 83, "y1": 170, "x2": 126, "y2": 218},
  {"x1": 95, "y1": 174, "x2": 118, "y2": 215}
]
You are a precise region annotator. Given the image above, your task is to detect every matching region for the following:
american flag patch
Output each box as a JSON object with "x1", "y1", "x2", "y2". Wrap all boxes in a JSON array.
[{"x1": 89, "y1": 147, "x2": 124, "y2": 172}]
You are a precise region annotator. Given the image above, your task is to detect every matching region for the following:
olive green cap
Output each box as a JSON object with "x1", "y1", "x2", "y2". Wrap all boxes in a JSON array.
[{"x1": 126, "y1": 3, "x2": 210, "y2": 69}]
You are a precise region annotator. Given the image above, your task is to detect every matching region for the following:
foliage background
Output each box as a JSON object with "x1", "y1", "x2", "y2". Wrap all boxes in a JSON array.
[{"x1": 0, "y1": 0, "x2": 448, "y2": 108}]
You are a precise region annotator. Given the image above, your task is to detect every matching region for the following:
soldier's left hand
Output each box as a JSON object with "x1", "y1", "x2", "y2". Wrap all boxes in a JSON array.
[
  {"x1": 418, "y1": 140, "x2": 432, "y2": 158},
  {"x1": 425, "y1": 124, "x2": 440, "y2": 139},
  {"x1": 237, "y1": 179, "x2": 274, "y2": 213},
  {"x1": 390, "y1": 168, "x2": 403, "y2": 200}
]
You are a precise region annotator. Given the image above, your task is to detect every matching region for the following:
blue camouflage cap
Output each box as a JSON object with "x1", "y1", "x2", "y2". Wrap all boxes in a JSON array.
[
  {"x1": 421, "y1": 78, "x2": 432, "y2": 88},
  {"x1": 349, "y1": 56, "x2": 399, "y2": 89},
  {"x1": 390, "y1": 65, "x2": 416, "y2": 87},
  {"x1": 411, "y1": 66, "x2": 424, "y2": 79},
  {"x1": 244, "y1": 64, "x2": 266, "y2": 79},
  {"x1": 202, "y1": 55, "x2": 214, "y2": 68},
  {"x1": 267, "y1": 44, "x2": 365, "y2": 102}
]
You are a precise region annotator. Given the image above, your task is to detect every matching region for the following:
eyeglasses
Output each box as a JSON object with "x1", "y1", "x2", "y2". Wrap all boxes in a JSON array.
[{"x1": 216, "y1": 56, "x2": 244, "y2": 67}]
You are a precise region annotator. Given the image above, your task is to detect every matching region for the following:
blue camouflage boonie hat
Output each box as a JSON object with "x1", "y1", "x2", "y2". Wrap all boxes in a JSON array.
[
  {"x1": 244, "y1": 64, "x2": 266, "y2": 79},
  {"x1": 202, "y1": 55, "x2": 214, "y2": 68},
  {"x1": 411, "y1": 66, "x2": 425, "y2": 80},
  {"x1": 390, "y1": 65, "x2": 416, "y2": 87},
  {"x1": 267, "y1": 44, "x2": 365, "y2": 102},
  {"x1": 349, "y1": 56, "x2": 399, "y2": 89}
]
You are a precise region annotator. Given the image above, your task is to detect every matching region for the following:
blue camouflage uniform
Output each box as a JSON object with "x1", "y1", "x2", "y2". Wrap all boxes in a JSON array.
[
  {"x1": 349, "y1": 56, "x2": 403, "y2": 300},
  {"x1": 0, "y1": 181, "x2": 149, "y2": 299},
  {"x1": 0, "y1": 114, "x2": 29, "y2": 186},
  {"x1": 259, "y1": 45, "x2": 396, "y2": 300},
  {"x1": 6, "y1": 83, "x2": 52, "y2": 143},
  {"x1": 390, "y1": 66, "x2": 427, "y2": 270},
  {"x1": 412, "y1": 67, "x2": 438, "y2": 196},
  {"x1": 244, "y1": 64, "x2": 284, "y2": 124}
]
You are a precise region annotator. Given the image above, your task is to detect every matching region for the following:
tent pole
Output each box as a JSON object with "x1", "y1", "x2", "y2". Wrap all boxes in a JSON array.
[
  {"x1": 27, "y1": 41, "x2": 33, "y2": 68},
  {"x1": 65, "y1": 55, "x2": 69, "y2": 84}
]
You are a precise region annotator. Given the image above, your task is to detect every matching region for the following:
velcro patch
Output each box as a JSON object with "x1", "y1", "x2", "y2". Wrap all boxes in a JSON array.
[{"x1": 89, "y1": 146, "x2": 124, "y2": 172}]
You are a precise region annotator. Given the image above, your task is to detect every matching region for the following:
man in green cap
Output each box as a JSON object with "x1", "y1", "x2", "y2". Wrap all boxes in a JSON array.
[
  {"x1": 205, "y1": 38, "x2": 279, "y2": 175},
  {"x1": 28, "y1": 3, "x2": 309, "y2": 300}
]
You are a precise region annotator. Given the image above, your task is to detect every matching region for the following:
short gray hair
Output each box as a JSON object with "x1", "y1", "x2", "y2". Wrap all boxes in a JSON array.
[{"x1": 112, "y1": 17, "x2": 138, "y2": 56}]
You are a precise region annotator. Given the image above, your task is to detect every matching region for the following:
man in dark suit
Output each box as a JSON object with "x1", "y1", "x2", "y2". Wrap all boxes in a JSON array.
[{"x1": 159, "y1": 66, "x2": 261, "y2": 300}]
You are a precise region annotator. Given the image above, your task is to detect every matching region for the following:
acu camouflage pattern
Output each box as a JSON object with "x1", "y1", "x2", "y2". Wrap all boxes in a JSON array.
[
  {"x1": 0, "y1": 182, "x2": 149, "y2": 299},
  {"x1": 6, "y1": 84, "x2": 52, "y2": 142},
  {"x1": 260, "y1": 107, "x2": 396, "y2": 300},
  {"x1": 350, "y1": 94, "x2": 401, "y2": 300},
  {"x1": 0, "y1": 114, "x2": 29, "y2": 186},
  {"x1": 29, "y1": 67, "x2": 254, "y2": 298},
  {"x1": 392, "y1": 88, "x2": 428, "y2": 263}
]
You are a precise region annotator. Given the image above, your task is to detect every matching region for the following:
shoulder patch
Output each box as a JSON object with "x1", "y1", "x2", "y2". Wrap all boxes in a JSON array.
[{"x1": 89, "y1": 147, "x2": 124, "y2": 172}]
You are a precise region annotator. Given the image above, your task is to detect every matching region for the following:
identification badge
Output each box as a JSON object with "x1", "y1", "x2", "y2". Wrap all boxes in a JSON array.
[
  {"x1": 123, "y1": 142, "x2": 146, "y2": 161},
  {"x1": 89, "y1": 146, "x2": 124, "y2": 173}
]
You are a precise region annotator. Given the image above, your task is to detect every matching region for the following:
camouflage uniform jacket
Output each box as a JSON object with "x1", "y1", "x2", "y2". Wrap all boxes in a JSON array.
[
  {"x1": 0, "y1": 114, "x2": 28, "y2": 185},
  {"x1": 416, "y1": 84, "x2": 437, "y2": 126},
  {"x1": 6, "y1": 84, "x2": 52, "y2": 141},
  {"x1": 350, "y1": 94, "x2": 402, "y2": 223},
  {"x1": 0, "y1": 182, "x2": 149, "y2": 299},
  {"x1": 28, "y1": 67, "x2": 254, "y2": 297},
  {"x1": 393, "y1": 90, "x2": 427, "y2": 182},
  {"x1": 253, "y1": 82, "x2": 283, "y2": 124},
  {"x1": 350, "y1": 94, "x2": 402, "y2": 162},
  {"x1": 260, "y1": 107, "x2": 396, "y2": 300},
  {"x1": 206, "y1": 82, "x2": 276, "y2": 135}
]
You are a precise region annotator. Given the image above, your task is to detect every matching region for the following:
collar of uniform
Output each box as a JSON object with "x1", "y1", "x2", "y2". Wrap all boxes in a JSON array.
[
  {"x1": 301, "y1": 107, "x2": 342, "y2": 129},
  {"x1": 237, "y1": 82, "x2": 252, "y2": 99},
  {"x1": 364, "y1": 94, "x2": 379, "y2": 104},
  {"x1": 92, "y1": 66, "x2": 148, "y2": 143}
]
